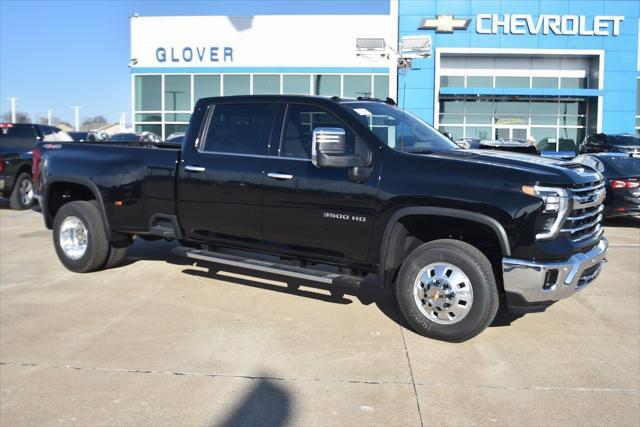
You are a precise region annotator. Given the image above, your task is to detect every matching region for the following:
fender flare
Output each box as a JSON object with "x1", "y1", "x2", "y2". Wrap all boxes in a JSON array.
[
  {"x1": 43, "y1": 176, "x2": 116, "y2": 240},
  {"x1": 377, "y1": 206, "x2": 511, "y2": 280}
]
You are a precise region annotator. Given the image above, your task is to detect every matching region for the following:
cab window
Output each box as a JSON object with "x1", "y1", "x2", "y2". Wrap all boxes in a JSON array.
[
  {"x1": 280, "y1": 104, "x2": 369, "y2": 160},
  {"x1": 202, "y1": 103, "x2": 277, "y2": 155}
]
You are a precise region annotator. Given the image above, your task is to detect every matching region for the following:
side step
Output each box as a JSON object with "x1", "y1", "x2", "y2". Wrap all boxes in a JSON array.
[{"x1": 172, "y1": 246, "x2": 365, "y2": 289}]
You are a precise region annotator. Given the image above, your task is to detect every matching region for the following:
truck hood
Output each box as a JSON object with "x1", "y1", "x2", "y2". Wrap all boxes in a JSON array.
[{"x1": 427, "y1": 149, "x2": 599, "y2": 186}]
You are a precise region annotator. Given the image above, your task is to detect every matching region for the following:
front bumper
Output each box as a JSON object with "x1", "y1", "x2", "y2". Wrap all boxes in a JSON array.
[{"x1": 502, "y1": 238, "x2": 608, "y2": 311}]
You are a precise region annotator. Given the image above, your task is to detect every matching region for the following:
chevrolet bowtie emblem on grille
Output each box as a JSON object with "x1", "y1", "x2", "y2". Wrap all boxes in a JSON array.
[{"x1": 418, "y1": 15, "x2": 471, "y2": 33}]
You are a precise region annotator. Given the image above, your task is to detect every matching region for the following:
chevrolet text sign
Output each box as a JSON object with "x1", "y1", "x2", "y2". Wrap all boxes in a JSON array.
[{"x1": 476, "y1": 15, "x2": 624, "y2": 36}]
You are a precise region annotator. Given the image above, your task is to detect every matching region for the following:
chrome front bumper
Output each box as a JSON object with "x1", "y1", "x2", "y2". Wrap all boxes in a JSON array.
[{"x1": 502, "y1": 238, "x2": 608, "y2": 305}]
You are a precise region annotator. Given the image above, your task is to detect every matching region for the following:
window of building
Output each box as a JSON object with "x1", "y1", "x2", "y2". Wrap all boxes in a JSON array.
[
  {"x1": 560, "y1": 77, "x2": 587, "y2": 89},
  {"x1": 373, "y1": 75, "x2": 389, "y2": 99},
  {"x1": 283, "y1": 75, "x2": 310, "y2": 95},
  {"x1": 440, "y1": 76, "x2": 465, "y2": 88},
  {"x1": 495, "y1": 76, "x2": 529, "y2": 88},
  {"x1": 194, "y1": 75, "x2": 221, "y2": 102},
  {"x1": 466, "y1": 76, "x2": 493, "y2": 88},
  {"x1": 636, "y1": 78, "x2": 640, "y2": 136},
  {"x1": 313, "y1": 75, "x2": 341, "y2": 96},
  {"x1": 532, "y1": 77, "x2": 558, "y2": 89},
  {"x1": 135, "y1": 75, "x2": 161, "y2": 111},
  {"x1": 437, "y1": 96, "x2": 588, "y2": 153},
  {"x1": 253, "y1": 74, "x2": 281, "y2": 94},
  {"x1": 343, "y1": 75, "x2": 372, "y2": 98},
  {"x1": 135, "y1": 124, "x2": 162, "y2": 136},
  {"x1": 164, "y1": 75, "x2": 191, "y2": 111},
  {"x1": 134, "y1": 72, "x2": 386, "y2": 139},
  {"x1": 223, "y1": 75, "x2": 250, "y2": 96},
  {"x1": 202, "y1": 103, "x2": 276, "y2": 155}
]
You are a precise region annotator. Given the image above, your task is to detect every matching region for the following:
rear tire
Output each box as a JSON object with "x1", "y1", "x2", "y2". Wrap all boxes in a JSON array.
[
  {"x1": 104, "y1": 239, "x2": 131, "y2": 269},
  {"x1": 394, "y1": 239, "x2": 498, "y2": 342},
  {"x1": 53, "y1": 201, "x2": 109, "y2": 273},
  {"x1": 9, "y1": 173, "x2": 34, "y2": 210}
]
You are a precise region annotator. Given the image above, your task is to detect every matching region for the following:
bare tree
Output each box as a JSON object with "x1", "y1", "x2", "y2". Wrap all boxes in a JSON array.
[
  {"x1": 81, "y1": 115, "x2": 109, "y2": 131},
  {"x1": 1, "y1": 111, "x2": 31, "y2": 123}
]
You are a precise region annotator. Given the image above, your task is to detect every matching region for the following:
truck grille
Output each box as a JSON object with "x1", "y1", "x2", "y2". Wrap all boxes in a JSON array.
[{"x1": 561, "y1": 180, "x2": 606, "y2": 242}]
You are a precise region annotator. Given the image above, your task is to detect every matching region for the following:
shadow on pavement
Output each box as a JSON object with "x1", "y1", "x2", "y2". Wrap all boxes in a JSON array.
[
  {"x1": 214, "y1": 377, "x2": 291, "y2": 427},
  {"x1": 119, "y1": 238, "x2": 521, "y2": 333},
  {"x1": 603, "y1": 217, "x2": 639, "y2": 228}
]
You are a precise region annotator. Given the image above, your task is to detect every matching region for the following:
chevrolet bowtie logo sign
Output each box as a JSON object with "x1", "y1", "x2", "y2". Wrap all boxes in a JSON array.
[{"x1": 418, "y1": 15, "x2": 471, "y2": 33}]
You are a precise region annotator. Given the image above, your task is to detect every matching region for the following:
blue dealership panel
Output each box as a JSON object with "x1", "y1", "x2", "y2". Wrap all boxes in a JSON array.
[{"x1": 398, "y1": 0, "x2": 640, "y2": 142}]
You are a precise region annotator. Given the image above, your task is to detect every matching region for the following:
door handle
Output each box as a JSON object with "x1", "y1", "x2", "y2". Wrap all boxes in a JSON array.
[
  {"x1": 185, "y1": 165, "x2": 206, "y2": 172},
  {"x1": 267, "y1": 172, "x2": 294, "y2": 180}
]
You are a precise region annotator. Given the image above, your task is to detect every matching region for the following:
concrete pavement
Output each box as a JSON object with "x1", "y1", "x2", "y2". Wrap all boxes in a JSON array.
[{"x1": 1, "y1": 208, "x2": 638, "y2": 426}]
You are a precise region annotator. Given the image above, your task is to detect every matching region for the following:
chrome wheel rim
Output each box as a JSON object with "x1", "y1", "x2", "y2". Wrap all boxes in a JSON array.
[
  {"x1": 59, "y1": 216, "x2": 88, "y2": 260},
  {"x1": 19, "y1": 178, "x2": 33, "y2": 206},
  {"x1": 413, "y1": 262, "x2": 473, "y2": 325}
]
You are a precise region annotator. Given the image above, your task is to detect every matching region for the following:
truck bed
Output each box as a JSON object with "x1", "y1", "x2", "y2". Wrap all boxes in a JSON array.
[{"x1": 39, "y1": 141, "x2": 181, "y2": 235}]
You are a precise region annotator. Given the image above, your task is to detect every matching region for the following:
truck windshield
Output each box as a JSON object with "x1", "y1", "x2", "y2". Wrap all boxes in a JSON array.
[{"x1": 342, "y1": 102, "x2": 459, "y2": 154}]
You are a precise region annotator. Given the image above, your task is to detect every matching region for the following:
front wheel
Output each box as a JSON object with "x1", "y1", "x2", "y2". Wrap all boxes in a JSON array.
[
  {"x1": 394, "y1": 239, "x2": 499, "y2": 342},
  {"x1": 53, "y1": 201, "x2": 110, "y2": 273}
]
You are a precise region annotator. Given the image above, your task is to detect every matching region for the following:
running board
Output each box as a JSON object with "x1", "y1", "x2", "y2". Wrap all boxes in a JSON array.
[{"x1": 172, "y1": 246, "x2": 364, "y2": 288}]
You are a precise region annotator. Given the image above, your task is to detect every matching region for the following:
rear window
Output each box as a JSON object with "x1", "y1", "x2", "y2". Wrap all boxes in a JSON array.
[
  {"x1": 606, "y1": 135, "x2": 640, "y2": 146},
  {"x1": 0, "y1": 124, "x2": 38, "y2": 148},
  {"x1": 41, "y1": 126, "x2": 73, "y2": 142},
  {"x1": 602, "y1": 156, "x2": 640, "y2": 176}
]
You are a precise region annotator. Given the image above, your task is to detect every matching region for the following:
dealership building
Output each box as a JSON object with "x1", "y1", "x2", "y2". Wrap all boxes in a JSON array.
[{"x1": 129, "y1": 0, "x2": 640, "y2": 155}]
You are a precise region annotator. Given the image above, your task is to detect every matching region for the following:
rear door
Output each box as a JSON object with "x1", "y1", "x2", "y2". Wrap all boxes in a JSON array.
[
  {"x1": 262, "y1": 103, "x2": 380, "y2": 265},
  {"x1": 177, "y1": 101, "x2": 279, "y2": 247}
]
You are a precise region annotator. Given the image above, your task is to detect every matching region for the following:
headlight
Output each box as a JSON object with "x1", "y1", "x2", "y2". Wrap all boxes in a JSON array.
[{"x1": 522, "y1": 185, "x2": 570, "y2": 240}]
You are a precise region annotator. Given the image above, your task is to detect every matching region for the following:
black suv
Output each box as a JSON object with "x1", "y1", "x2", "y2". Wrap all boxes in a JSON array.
[
  {"x1": 579, "y1": 133, "x2": 640, "y2": 155},
  {"x1": 0, "y1": 123, "x2": 71, "y2": 209}
]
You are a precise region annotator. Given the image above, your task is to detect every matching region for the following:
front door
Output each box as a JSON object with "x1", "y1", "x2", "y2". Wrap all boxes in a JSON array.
[
  {"x1": 177, "y1": 101, "x2": 278, "y2": 247},
  {"x1": 262, "y1": 103, "x2": 380, "y2": 265},
  {"x1": 495, "y1": 126, "x2": 528, "y2": 141}
]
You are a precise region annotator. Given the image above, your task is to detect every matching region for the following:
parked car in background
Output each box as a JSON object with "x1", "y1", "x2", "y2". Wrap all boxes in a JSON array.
[
  {"x1": 579, "y1": 133, "x2": 640, "y2": 155},
  {"x1": 0, "y1": 123, "x2": 72, "y2": 209},
  {"x1": 109, "y1": 132, "x2": 161, "y2": 143},
  {"x1": 69, "y1": 131, "x2": 109, "y2": 142},
  {"x1": 574, "y1": 153, "x2": 640, "y2": 219},
  {"x1": 166, "y1": 132, "x2": 185, "y2": 143},
  {"x1": 456, "y1": 137, "x2": 539, "y2": 155}
]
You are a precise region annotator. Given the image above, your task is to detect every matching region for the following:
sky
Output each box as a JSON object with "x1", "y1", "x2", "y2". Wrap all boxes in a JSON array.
[{"x1": 0, "y1": 0, "x2": 389, "y2": 125}]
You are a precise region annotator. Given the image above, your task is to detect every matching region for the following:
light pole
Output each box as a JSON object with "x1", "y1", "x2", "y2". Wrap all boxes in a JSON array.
[
  {"x1": 72, "y1": 106, "x2": 81, "y2": 131},
  {"x1": 6, "y1": 97, "x2": 18, "y2": 123},
  {"x1": 119, "y1": 112, "x2": 126, "y2": 131},
  {"x1": 48, "y1": 109, "x2": 52, "y2": 125}
]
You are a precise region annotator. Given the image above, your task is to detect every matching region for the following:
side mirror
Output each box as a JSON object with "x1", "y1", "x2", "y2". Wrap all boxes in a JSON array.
[{"x1": 312, "y1": 127, "x2": 364, "y2": 168}]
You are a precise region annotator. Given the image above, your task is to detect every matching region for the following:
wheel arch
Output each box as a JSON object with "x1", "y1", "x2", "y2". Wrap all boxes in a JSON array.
[
  {"x1": 377, "y1": 207, "x2": 511, "y2": 287},
  {"x1": 43, "y1": 177, "x2": 120, "y2": 241}
]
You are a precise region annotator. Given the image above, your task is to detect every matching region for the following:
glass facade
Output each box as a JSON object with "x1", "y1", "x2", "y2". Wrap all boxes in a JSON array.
[
  {"x1": 133, "y1": 73, "x2": 389, "y2": 139},
  {"x1": 439, "y1": 96, "x2": 589, "y2": 154},
  {"x1": 440, "y1": 74, "x2": 590, "y2": 90}
]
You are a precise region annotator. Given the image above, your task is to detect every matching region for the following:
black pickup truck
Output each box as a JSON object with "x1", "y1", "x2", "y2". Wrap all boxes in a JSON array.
[
  {"x1": 34, "y1": 95, "x2": 609, "y2": 342},
  {"x1": 1, "y1": 123, "x2": 72, "y2": 209}
]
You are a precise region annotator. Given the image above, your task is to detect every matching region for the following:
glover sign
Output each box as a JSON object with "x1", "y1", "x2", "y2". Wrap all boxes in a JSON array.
[{"x1": 476, "y1": 15, "x2": 624, "y2": 36}]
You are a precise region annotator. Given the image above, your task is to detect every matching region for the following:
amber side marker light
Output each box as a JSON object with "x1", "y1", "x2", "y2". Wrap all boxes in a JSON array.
[
  {"x1": 521, "y1": 185, "x2": 536, "y2": 196},
  {"x1": 114, "y1": 201, "x2": 123, "y2": 207}
]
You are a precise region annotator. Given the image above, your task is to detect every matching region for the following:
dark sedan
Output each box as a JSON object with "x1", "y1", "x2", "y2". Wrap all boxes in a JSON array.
[
  {"x1": 579, "y1": 133, "x2": 640, "y2": 155},
  {"x1": 574, "y1": 153, "x2": 640, "y2": 219}
]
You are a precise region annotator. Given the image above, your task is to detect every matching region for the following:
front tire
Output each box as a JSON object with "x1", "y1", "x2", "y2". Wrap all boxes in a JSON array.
[
  {"x1": 9, "y1": 172, "x2": 34, "y2": 210},
  {"x1": 53, "y1": 201, "x2": 110, "y2": 273},
  {"x1": 394, "y1": 239, "x2": 499, "y2": 342}
]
